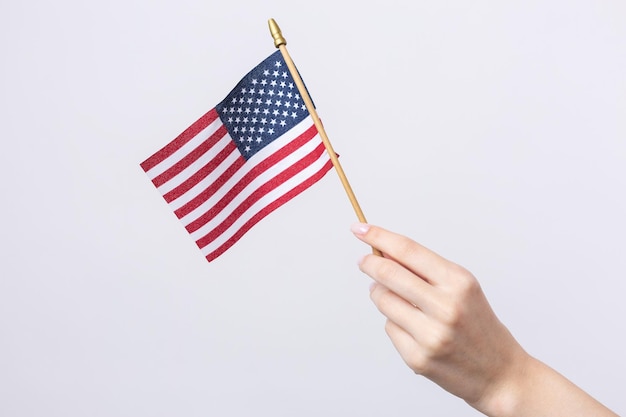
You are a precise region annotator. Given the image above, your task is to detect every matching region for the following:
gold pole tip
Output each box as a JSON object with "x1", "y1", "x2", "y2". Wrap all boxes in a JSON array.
[{"x1": 268, "y1": 18, "x2": 286, "y2": 48}]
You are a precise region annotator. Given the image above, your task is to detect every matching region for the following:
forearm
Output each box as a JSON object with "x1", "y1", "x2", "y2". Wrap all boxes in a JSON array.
[{"x1": 475, "y1": 353, "x2": 619, "y2": 417}]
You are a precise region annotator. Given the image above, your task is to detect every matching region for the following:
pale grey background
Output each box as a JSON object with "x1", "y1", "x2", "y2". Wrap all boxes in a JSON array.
[{"x1": 1, "y1": 0, "x2": 625, "y2": 416}]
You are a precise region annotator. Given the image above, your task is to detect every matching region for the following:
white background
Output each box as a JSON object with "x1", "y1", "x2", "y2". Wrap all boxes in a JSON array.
[{"x1": 1, "y1": 1, "x2": 625, "y2": 416}]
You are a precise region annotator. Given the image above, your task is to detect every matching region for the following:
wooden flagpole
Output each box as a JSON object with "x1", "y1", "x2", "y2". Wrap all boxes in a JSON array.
[{"x1": 268, "y1": 18, "x2": 381, "y2": 256}]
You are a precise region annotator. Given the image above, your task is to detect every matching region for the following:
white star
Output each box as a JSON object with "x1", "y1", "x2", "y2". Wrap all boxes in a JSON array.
[
  {"x1": 252, "y1": 79, "x2": 258, "y2": 85},
  {"x1": 241, "y1": 127, "x2": 247, "y2": 133},
  {"x1": 260, "y1": 118, "x2": 267, "y2": 125},
  {"x1": 241, "y1": 88, "x2": 247, "y2": 94},
  {"x1": 263, "y1": 70, "x2": 270, "y2": 76},
  {"x1": 272, "y1": 109, "x2": 279, "y2": 116},
  {"x1": 227, "y1": 117, "x2": 233, "y2": 123},
  {"x1": 248, "y1": 88, "x2": 255, "y2": 95},
  {"x1": 288, "y1": 82, "x2": 294, "y2": 89},
  {"x1": 277, "y1": 90, "x2": 284, "y2": 98},
  {"x1": 237, "y1": 108, "x2": 243, "y2": 114},
  {"x1": 231, "y1": 97, "x2": 237, "y2": 104},
  {"x1": 301, "y1": 104, "x2": 306, "y2": 110},
  {"x1": 235, "y1": 116, "x2": 241, "y2": 123},
  {"x1": 270, "y1": 119, "x2": 277, "y2": 125},
  {"x1": 253, "y1": 108, "x2": 260, "y2": 115},
  {"x1": 268, "y1": 90, "x2": 275, "y2": 96},
  {"x1": 250, "y1": 126, "x2": 256, "y2": 133},
  {"x1": 275, "y1": 100, "x2": 282, "y2": 107},
  {"x1": 247, "y1": 136, "x2": 253, "y2": 142},
  {"x1": 233, "y1": 126, "x2": 239, "y2": 133},
  {"x1": 258, "y1": 89, "x2": 265, "y2": 96},
  {"x1": 287, "y1": 92, "x2": 293, "y2": 99},
  {"x1": 291, "y1": 112, "x2": 297, "y2": 118},
  {"x1": 259, "y1": 127, "x2": 265, "y2": 133},
  {"x1": 244, "y1": 107, "x2": 251, "y2": 114},
  {"x1": 280, "y1": 81, "x2": 286, "y2": 88},
  {"x1": 282, "y1": 110, "x2": 288, "y2": 117},
  {"x1": 272, "y1": 70, "x2": 279, "y2": 77},
  {"x1": 284, "y1": 101, "x2": 291, "y2": 108},
  {"x1": 265, "y1": 99, "x2": 272, "y2": 105},
  {"x1": 246, "y1": 98, "x2": 253, "y2": 104},
  {"x1": 262, "y1": 109, "x2": 270, "y2": 115},
  {"x1": 281, "y1": 72, "x2": 288, "y2": 78},
  {"x1": 275, "y1": 61, "x2": 282, "y2": 67},
  {"x1": 256, "y1": 137, "x2": 263, "y2": 143},
  {"x1": 256, "y1": 98, "x2": 262, "y2": 105},
  {"x1": 270, "y1": 80, "x2": 277, "y2": 87},
  {"x1": 243, "y1": 117, "x2": 249, "y2": 123},
  {"x1": 251, "y1": 116, "x2": 258, "y2": 123},
  {"x1": 238, "y1": 97, "x2": 244, "y2": 103},
  {"x1": 268, "y1": 128, "x2": 275, "y2": 135},
  {"x1": 245, "y1": 145, "x2": 251, "y2": 152},
  {"x1": 280, "y1": 120, "x2": 286, "y2": 127},
  {"x1": 239, "y1": 137, "x2": 245, "y2": 142}
]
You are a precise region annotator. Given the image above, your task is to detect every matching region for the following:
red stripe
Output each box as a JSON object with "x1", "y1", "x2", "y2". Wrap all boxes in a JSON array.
[
  {"x1": 151, "y1": 124, "x2": 228, "y2": 187},
  {"x1": 204, "y1": 158, "x2": 334, "y2": 262},
  {"x1": 163, "y1": 141, "x2": 238, "y2": 203},
  {"x1": 177, "y1": 123, "x2": 318, "y2": 222},
  {"x1": 141, "y1": 108, "x2": 220, "y2": 172},
  {"x1": 194, "y1": 141, "x2": 328, "y2": 248}
]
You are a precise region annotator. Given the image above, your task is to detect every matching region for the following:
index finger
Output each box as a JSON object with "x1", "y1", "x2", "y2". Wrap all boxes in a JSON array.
[{"x1": 351, "y1": 223, "x2": 451, "y2": 285}]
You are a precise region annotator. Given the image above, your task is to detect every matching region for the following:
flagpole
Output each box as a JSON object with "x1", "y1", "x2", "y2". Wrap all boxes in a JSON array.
[{"x1": 268, "y1": 18, "x2": 381, "y2": 256}]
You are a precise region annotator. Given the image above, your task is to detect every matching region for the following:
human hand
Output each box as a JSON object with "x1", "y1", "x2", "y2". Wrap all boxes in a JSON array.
[
  {"x1": 352, "y1": 223, "x2": 621, "y2": 416},
  {"x1": 351, "y1": 223, "x2": 527, "y2": 413}
]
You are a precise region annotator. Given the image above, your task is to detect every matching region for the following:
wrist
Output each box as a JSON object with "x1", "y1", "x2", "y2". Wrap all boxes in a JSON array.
[
  {"x1": 472, "y1": 353, "x2": 619, "y2": 417},
  {"x1": 469, "y1": 344, "x2": 535, "y2": 417}
]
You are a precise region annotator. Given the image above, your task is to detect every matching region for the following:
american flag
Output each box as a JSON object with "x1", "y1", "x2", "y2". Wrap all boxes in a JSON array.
[{"x1": 141, "y1": 50, "x2": 333, "y2": 262}]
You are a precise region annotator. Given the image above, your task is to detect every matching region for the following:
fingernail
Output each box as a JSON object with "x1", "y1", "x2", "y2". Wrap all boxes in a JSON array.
[
  {"x1": 369, "y1": 282, "x2": 377, "y2": 292},
  {"x1": 350, "y1": 222, "x2": 370, "y2": 236}
]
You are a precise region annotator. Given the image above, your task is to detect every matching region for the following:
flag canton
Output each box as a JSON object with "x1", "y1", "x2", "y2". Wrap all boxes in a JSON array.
[{"x1": 216, "y1": 51, "x2": 311, "y2": 160}]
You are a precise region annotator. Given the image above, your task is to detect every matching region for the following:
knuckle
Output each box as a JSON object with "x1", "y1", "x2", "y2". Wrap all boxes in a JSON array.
[
  {"x1": 423, "y1": 325, "x2": 455, "y2": 359},
  {"x1": 448, "y1": 263, "x2": 481, "y2": 298},
  {"x1": 406, "y1": 354, "x2": 429, "y2": 375},
  {"x1": 439, "y1": 302, "x2": 463, "y2": 327},
  {"x1": 453, "y1": 264, "x2": 477, "y2": 286},
  {"x1": 438, "y1": 282, "x2": 477, "y2": 327},
  {"x1": 461, "y1": 280, "x2": 480, "y2": 300}
]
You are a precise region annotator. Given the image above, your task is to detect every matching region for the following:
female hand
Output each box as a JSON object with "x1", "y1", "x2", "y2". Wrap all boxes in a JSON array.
[{"x1": 352, "y1": 223, "x2": 618, "y2": 417}]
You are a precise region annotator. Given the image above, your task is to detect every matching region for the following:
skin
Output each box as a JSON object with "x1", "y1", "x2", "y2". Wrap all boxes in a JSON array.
[{"x1": 351, "y1": 223, "x2": 618, "y2": 417}]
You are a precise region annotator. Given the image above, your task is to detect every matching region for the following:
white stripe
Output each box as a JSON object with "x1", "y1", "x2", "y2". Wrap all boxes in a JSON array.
[
  {"x1": 199, "y1": 152, "x2": 331, "y2": 256},
  {"x1": 184, "y1": 130, "x2": 321, "y2": 237},
  {"x1": 156, "y1": 133, "x2": 232, "y2": 195},
  {"x1": 145, "y1": 116, "x2": 223, "y2": 180}
]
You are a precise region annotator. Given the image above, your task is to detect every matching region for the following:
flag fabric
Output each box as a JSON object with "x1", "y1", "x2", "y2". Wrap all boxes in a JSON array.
[{"x1": 141, "y1": 50, "x2": 333, "y2": 262}]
